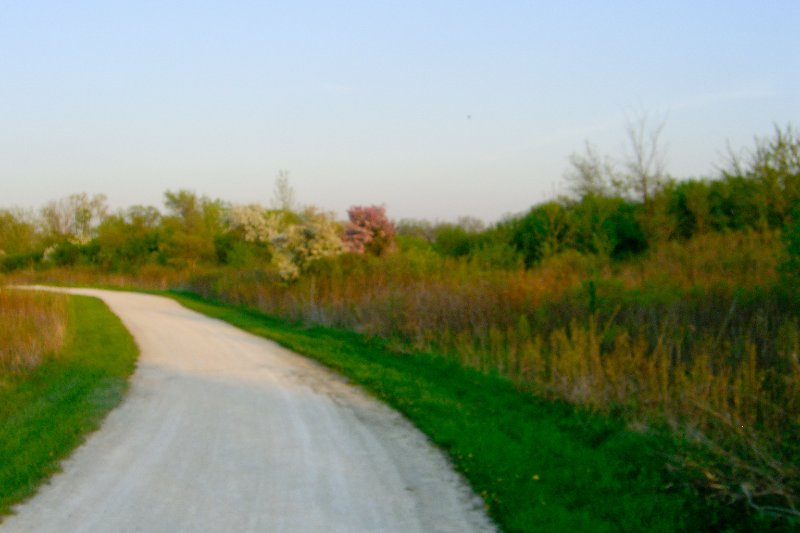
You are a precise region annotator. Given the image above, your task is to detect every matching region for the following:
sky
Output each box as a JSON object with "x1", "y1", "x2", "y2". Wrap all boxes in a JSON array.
[{"x1": 1, "y1": 1, "x2": 799, "y2": 223}]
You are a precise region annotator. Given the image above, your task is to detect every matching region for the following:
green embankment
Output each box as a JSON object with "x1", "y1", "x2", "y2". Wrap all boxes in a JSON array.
[
  {"x1": 0, "y1": 294, "x2": 138, "y2": 516},
  {"x1": 170, "y1": 290, "x2": 748, "y2": 533}
]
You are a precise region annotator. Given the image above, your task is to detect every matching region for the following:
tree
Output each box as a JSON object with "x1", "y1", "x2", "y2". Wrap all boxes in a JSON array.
[
  {"x1": 623, "y1": 113, "x2": 668, "y2": 205},
  {"x1": 510, "y1": 201, "x2": 573, "y2": 267},
  {"x1": 161, "y1": 190, "x2": 227, "y2": 268},
  {"x1": 96, "y1": 206, "x2": 161, "y2": 270},
  {"x1": 271, "y1": 170, "x2": 296, "y2": 212},
  {"x1": 343, "y1": 205, "x2": 395, "y2": 256},
  {"x1": 0, "y1": 209, "x2": 38, "y2": 256},
  {"x1": 40, "y1": 193, "x2": 108, "y2": 244},
  {"x1": 229, "y1": 203, "x2": 344, "y2": 279},
  {"x1": 565, "y1": 142, "x2": 623, "y2": 198},
  {"x1": 724, "y1": 124, "x2": 800, "y2": 228},
  {"x1": 284, "y1": 207, "x2": 345, "y2": 275},
  {"x1": 395, "y1": 219, "x2": 436, "y2": 243},
  {"x1": 781, "y1": 206, "x2": 800, "y2": 287}
]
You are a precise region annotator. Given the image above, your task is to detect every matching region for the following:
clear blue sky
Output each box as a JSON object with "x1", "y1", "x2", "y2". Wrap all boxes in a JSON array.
[{"x1": 2, "y1": 1, "x2": 798, "y2": 222}]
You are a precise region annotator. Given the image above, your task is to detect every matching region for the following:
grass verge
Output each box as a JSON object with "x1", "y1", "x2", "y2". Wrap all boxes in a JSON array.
[
  {"x1": 168, "y1": 290, "x2": 778, "y2": 532},
  {"x1": 0, "y1": 294, "x2": 138, "y2": 517}
]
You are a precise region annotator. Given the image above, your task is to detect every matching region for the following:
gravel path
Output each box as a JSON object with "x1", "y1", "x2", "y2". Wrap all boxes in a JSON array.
[{"x1": 3, "y1": 288, "x2": 494, "y2": 532}]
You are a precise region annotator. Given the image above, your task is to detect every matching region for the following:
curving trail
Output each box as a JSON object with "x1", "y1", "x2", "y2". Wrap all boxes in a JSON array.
[{"x1": 3, "y1": 289, "x2": 494, "y2": 532}]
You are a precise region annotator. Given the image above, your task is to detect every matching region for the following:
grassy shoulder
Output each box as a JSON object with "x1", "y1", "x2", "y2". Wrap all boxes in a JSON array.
[
  {"x1": 0, "y1": 294, "x2": 138, "y2": 517},
  {"x1": 168, "y1": 290, "x2": 765, "y2": 533}
]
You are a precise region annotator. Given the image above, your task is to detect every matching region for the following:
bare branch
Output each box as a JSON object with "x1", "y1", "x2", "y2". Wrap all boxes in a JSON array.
[{"x1": 623, "y1": 113, "x2": 668, "y2": 203}]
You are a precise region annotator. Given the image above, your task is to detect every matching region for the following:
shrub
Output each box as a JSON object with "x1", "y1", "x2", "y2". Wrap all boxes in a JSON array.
[{"x1": 343, "y1": 205, "x2": 395, "y2": 256}]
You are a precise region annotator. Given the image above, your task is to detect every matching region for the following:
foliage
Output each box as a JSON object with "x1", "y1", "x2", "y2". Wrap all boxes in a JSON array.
[
  {"x1": 282, "y1": 207, "x2": 346, "y2": 278},
  {"x1": 509, "y1": 201, "x2": 572, "y2": 266},
  {"x1": 159, "y1": 190, "x2": 227, "y2": 269},
  {"x1": 40, "y1": 193, "x2": 108, "y2": 245},
  {"x1": 733, "y1": 124, "x2": 800, "y2": 227},
  {"x1": 95, "y1": 206, "x2": 162, "y2": 271},
  {"x1": 0, "y1": 209, "x2": 38, "y2": 257},
  {"x1": 781, "y1": 207, "x2": 800, "y2": 286},
  {"x1": 343, "y1": 205, "x2": 395, "y2": 256},
  {"x1": 229, "y1": 204, "x2": 345, "y2": 280}
]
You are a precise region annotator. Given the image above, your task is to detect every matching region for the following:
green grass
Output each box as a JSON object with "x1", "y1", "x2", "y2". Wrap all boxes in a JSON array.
[
  {"x1": 0, "y1": 295, "x2": 138, "y2": 517},
  {"x1": 168, "y1": 290, "x2": 764, "y2": 532}
]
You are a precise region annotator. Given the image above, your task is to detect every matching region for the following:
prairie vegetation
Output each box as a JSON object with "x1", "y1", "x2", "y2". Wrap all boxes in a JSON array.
[
  {"x1": 2, "y1": 124, "x2": 799, "y2": 525},
  {"x1": 0, "y1": 289, "x2": 67, "y2": 376}
]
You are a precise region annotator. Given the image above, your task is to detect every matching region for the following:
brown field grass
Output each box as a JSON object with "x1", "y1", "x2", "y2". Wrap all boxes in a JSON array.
[{"x1": 0, "y1": 289, "x2": 68, "y2": 376}]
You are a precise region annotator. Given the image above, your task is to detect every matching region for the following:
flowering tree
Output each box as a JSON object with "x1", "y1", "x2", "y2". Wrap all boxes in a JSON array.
[
  {"x1": 286, "y1": 207, "x2": 345, "y2": 270},
  {"x1": 229, "y1": 203, "x2": 344, "y2": 280},
  {"x1": 343, "y1": 205, "x2": 395, "y2": 256}
]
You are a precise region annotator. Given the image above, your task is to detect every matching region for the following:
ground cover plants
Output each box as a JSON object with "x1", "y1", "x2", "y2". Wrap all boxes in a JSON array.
[{"x1": 0, "y1": 292, "x2": 138, "y2": 517}]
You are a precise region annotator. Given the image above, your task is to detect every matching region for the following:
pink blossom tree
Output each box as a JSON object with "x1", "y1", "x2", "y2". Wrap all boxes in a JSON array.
[{"x1": 343, "y1": 205, "x2": 395, "y2": 256}]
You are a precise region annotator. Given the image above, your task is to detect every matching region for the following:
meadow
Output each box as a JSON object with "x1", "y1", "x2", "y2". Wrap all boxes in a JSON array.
[{"x1": 2, "y1": 124, "x2": 799, "y2": 527}]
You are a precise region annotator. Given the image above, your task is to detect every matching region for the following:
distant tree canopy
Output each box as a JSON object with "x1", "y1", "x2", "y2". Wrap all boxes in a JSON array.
[
  {"x1": 501, "y1": 123, "x2": 799, "y2": 267},
  {"x1": 1, "y1": 125, "x2": 797, "y2": 275}
]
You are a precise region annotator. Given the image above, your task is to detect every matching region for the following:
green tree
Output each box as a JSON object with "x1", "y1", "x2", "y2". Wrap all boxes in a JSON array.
[
  {"x1": 510, "y1": 201, "x2": 573, "y2": 267},
  {"x1": 781, "y1": 205, "x2": 800, "y2": 287},
  {"x1": 96, "y1": 206, "x2": 161, "y2": 271},
  {"x1": 160, "y1": 190, "x2": 228, "y2": 268},
  {"x1": 728, "y1": 124, "x2": 800, "y2": 228},
  {"x1": 568, "y1": 195, "x2": 646, "y2": 259},
  {"x1": 0, "y1": 209, "x2": 38, "y2": 256}
]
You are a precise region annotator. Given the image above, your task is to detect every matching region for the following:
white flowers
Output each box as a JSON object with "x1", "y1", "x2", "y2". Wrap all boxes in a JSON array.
[{"x1": 229, "y1": 204, "x2": 345, "y2": 280}]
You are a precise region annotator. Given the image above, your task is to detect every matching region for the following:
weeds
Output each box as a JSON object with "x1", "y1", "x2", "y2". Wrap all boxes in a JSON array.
[{"x1": 0, "y1": 289, "x2": 67, "y2": 375}]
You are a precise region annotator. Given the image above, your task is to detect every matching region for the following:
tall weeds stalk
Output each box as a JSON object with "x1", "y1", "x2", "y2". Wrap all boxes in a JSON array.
[{"x1": 0, "y1": 289, "x2": 68, "y2": 376}]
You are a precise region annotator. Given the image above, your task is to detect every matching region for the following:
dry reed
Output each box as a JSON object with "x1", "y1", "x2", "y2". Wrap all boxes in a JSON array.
[{"x1": 0, "y1": 288, "x2": 68, "y2": 375}]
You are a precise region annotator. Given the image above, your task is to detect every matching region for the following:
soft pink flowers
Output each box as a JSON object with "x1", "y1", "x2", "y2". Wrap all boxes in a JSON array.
[{"x1": 343, "y1": 205, "x2": 395, "y2": 256}]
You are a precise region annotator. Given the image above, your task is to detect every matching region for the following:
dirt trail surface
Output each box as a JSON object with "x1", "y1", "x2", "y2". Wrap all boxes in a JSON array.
[{"x1": 3, "y1": 288, "x2": 494, "y2": 533}]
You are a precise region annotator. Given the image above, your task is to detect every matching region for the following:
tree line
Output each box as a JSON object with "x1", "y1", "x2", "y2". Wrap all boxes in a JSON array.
[
  {"x1": 1, "y1": 124, "x2": 798, "y2": 278},
  {"x1": 403, "y1": 123, "x2": 800, "y2": 270}
]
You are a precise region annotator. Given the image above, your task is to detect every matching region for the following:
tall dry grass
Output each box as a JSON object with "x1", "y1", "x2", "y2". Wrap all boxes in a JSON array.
[
  {"x1": 615, "y1": 229, "x2": 780, "y2": 289},
  {"x1": 8, "y1": 264, "x2": 188, "y2": 291},
  {"x1": 0, "y1": 289, "x2": 68, "y2": 376},
  {"x1": 186, "y1": 228, "x2": 800, "y2": 513}
]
